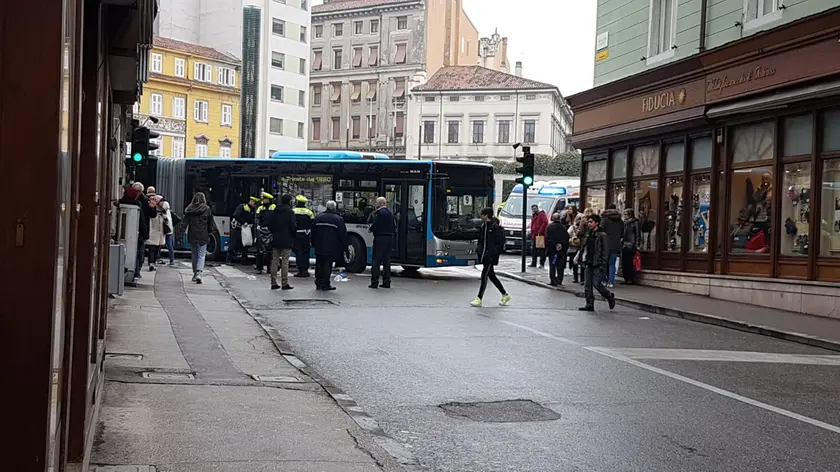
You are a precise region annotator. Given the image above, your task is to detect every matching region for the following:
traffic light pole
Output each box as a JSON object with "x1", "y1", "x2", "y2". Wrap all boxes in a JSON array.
[{"x1": 521, "y1": 188, "x2": 527, "y2": 273}]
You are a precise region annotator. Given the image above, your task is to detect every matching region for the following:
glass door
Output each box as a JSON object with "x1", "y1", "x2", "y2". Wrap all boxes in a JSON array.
[
  {"x1": 384, "y1": 181, "x2": 403, "y2": 261},
  {"x1": 383, "y1": 180, "x2": 427, "y2": 266}
]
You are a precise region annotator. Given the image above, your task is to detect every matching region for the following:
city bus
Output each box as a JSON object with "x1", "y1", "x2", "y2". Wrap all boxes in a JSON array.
[
  {"x1": 498, "y1": 180, "x2": 580, "y2": 251},
  {"x1": 140, "y1": 151, "x2": 494, "y2": 273}
]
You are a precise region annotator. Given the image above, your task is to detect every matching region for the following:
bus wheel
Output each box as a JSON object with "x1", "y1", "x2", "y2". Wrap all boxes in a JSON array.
[
  {"x1": 345, "y1": 235, "x2": 367, "y2": 274},
  {"x1": 208, "y1": 232, "x2": 223, "y2": 261}
]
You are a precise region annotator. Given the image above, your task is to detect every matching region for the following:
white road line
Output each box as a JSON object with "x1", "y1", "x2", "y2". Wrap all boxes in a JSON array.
[
  {"x1": 499, "y1": 320, "x2": 840, "y2": 435},
  {"x1": 587, "y1": 347, "x2": 840, "y2": 365}
]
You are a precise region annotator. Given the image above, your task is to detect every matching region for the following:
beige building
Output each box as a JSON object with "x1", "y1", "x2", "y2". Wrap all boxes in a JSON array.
[{"x1": 308, "y1": 0, "x2": 480, "y2": 158}]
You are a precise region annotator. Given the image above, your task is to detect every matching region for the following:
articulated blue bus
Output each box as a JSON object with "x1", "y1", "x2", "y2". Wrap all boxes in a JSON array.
[{"x1": 140, "y1": 151, "x2": 494, "y2": 273}]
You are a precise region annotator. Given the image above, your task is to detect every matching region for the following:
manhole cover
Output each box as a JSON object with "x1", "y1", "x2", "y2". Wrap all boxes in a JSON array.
[
  {"x1": 106, "y1": 353, "x2": 144, "y2": 360},
  {"x1": 141, "y1": 372, "x2": 195, "y2": 380},
  {"x1": 439, "y1": 400, "x2": 560, "y2": 423},
  {"x1": 252, "y1": 375, "x2": 302, "y2": 382},
  {"x1": 91, "y1": 467, "x2": 157, "y2": 472}
]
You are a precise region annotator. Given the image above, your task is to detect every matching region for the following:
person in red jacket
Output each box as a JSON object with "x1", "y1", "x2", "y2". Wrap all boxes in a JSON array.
[{"x1": 530, "y1": 204, "x2": 549, "y2": 268}]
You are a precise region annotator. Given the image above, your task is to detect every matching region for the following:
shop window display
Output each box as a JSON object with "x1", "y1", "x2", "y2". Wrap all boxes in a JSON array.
[
  {"x1": 820, "y1": 158, "x2": 840, "y2": 257},
  {"x1": 663, "y1": 176, "x2": 684, "y2": 251},
  {"x1": 729, "y1": 168, "x2": 773, "y2": 254},
  {"x1": 780, "y1": 162, "x2": 811, "y2": 256},
  {"x1": 632, "y1": 145, "x2": 659, "y2": 177},
  {"x1": 633, "y1": 180, "x2": 658, "y2": 251},
  {"x1": 610, "y1": 181, "x2": 627, "y2": 212},
  {"x1": 690, "y1": 174, "x2": 712, "y2": 252},
  {"x1": 586, "y1": 159, "x2": 607, "y2": 182},
  {"x1": 585, "y1": 185, "x2": 606, "y2": 214}
]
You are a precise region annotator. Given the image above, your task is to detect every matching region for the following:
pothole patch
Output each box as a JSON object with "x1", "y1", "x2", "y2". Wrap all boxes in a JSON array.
[
  {"x1": 252, "y1": 375, "x2": 302, "y2": 383},
  {"x1": 439, "y1": 400, "x2": 560, "y2": 423}
]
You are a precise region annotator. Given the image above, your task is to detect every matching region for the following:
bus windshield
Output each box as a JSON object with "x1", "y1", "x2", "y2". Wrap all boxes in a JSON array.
[
  {"x1": 500, "y1": 195, "x2": 557, "y2": 218},
  {"x1": 434, "y1": 189, "x2": 492, "y2": 240}
]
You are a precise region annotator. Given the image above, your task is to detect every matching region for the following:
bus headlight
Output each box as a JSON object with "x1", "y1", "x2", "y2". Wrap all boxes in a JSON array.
[{"x1": 435, "y1": 250, "x2": 449, "y2": 256}]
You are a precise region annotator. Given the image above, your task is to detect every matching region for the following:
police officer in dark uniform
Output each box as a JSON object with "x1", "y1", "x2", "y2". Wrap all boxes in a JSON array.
[
  {"x1": 292, "y1": 195, "x2": 315, "y2": 277},
  {"x1": 254, "y1": 192, "x2": 276, "y2": 274}
]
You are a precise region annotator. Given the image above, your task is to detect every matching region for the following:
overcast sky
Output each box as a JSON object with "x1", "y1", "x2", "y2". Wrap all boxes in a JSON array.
[{"x1": 311, "y1": 0, "x2": 597, "y2": 97}]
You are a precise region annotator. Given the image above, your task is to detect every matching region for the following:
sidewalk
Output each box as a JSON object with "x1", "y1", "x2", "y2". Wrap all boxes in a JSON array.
[
  {"x1": 91, "y1": 264, "x2": 402, "y2": 472},
  {"x1": 495, "y1": 258, "x2": 840, "y2": 353}
]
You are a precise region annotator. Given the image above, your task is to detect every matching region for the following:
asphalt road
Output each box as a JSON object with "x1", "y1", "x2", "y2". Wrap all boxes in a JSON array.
[{"x1": 219, "y1": 262, "x2": 840, "y2": 472}]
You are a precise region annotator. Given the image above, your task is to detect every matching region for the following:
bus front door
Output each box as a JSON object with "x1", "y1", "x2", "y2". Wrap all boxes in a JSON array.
[{"x1": 383, "y1": 180, "x2": 427, "y2": 266}]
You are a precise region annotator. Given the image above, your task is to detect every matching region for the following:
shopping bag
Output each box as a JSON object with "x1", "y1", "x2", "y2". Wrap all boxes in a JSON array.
[
  {"x1": 633, "y1": 250, "x2": 642, "y2": 272},
  {"x1": 535, "y1": 235, "x2": 546, "y2": 249},
  {"x1": 241, "y1": 224, "x2": 254, "y2": 247}
]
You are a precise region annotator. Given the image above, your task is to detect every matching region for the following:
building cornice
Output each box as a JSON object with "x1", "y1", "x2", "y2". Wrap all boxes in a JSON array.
[
  {"x1": 310, "y1": 64, "x2": 425, "y2": 81},
  {"x1": 313, "y1": 1, "x2": 423, "y2": 22},
  {"x1": 152, "y1": 46, "x2": 241, "y2": 67},
  {"x1": 412, "y1": 87, "x2": 561, "y2": 96}
]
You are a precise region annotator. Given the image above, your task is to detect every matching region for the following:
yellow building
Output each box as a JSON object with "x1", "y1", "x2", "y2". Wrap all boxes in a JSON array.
[{"x1": 135, "y1": 36, "x2": 241, "y2": 158}]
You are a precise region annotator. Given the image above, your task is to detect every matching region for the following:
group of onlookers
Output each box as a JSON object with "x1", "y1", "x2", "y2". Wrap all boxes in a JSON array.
[{"x1": 527, "y1": 203, "x2": 642, "y2": 311}]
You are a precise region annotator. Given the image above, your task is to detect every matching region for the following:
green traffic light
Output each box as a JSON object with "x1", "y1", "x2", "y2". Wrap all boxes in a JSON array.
[
  {"x1": 132, "y1": 153, "x2": 143, "y2": 162},
  {"x1": 523, "y1": 176, "x2": 534, "y2": 185}
]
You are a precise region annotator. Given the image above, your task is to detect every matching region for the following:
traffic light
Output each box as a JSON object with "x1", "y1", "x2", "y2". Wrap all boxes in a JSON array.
[
  {"x1": 127, "y1": 126, "x2": 159, "y2": 167},
  {"x1": 515, "y1": 146, "x2": 535, "y2": 187}
]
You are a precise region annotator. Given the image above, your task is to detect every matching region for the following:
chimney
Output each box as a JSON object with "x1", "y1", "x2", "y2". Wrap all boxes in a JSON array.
[{"x1": 515, "y1": 61, "x2": 522, "y2": 77}]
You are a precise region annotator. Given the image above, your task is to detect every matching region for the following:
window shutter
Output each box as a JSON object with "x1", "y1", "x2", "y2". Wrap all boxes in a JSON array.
[{"x1": 194, "y1": 100, "x2": 200, "y2": 120}]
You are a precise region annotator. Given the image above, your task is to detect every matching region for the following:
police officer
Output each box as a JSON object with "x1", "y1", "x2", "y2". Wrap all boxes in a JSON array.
[
  {"x1": 228, "y1": 196, "x2": 258, "y2": 263},
  {"x1": 292, "y1": 195, "x2": 315, "y2": 277},
  {"x1": 254, "y1": 192, "x2": 276, "y2": 274},
  {"x1": 311, "y1": 201, "x2": 348, "y2": 291}
]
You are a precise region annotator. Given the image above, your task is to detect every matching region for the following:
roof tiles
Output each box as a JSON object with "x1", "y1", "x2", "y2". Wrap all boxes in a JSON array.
[
  {"x1": 153, "y1": 36, "x2": 240, "y2": 63},
  {"x1": 414, "y1": 66, "x2": 557, "y2": 92}
]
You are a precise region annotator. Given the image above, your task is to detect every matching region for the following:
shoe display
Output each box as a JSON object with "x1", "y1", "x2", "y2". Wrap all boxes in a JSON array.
[{"x1": 499, "y1": 294, "x2": 512, "y2": 306}]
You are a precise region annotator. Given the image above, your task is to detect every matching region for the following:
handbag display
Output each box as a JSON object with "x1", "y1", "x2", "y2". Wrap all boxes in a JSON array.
[{"x1": 535, "y1": 235, "x2": 546, "y2": 249}]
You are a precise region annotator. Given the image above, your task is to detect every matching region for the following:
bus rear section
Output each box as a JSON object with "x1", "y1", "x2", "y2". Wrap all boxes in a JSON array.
[{"x1": 498, "y1": 182, "x2": 580, "y2": 252}]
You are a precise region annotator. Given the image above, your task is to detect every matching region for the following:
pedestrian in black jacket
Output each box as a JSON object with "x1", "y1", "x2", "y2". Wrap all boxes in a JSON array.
[
  {"x1": 601, "y1": 204, "x2": 625, "y2": 287},
  {"x1": 310, "y1": 201, "x2": 349, "y2": 291},
  {"x1": 579, "y1": 214, "x2": 616, "y2": 311},
  {"x1": 621, "y1": 209, "x2": 642, "y2": 285},
  {"x1": 471, "y1": 208, "x2": 511, "y2": 307},
  {"x1": 369, "y1": 196, "x2": 395, "y2": 289},
  {"x1": 545, "y1": 212, "x2": 570, "y2": 286},
  {"x1": 267, "y1": 194, "x2": 297, "y2": 290}
]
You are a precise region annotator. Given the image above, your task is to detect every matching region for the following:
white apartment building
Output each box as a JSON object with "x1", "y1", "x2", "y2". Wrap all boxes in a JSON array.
[
  {"x1": 408, "y1": 65, "x2": 573, "y2": 161},
  {"x1": 156, "y1": 0, "x2": 312, "y2": 157}
]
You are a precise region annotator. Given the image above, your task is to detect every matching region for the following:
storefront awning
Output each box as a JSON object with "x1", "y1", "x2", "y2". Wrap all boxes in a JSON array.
[{"x1": 707, "y1": 78, "x2": 840, "y2": 118}]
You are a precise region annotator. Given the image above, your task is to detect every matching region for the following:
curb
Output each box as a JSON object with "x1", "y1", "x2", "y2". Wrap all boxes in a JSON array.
[
  {"x1": 496, "y1": 270, "x2": 840, "y2": 354},
  {"x1": 212, "y1": 269, "x2": 424, "y2": 471}
]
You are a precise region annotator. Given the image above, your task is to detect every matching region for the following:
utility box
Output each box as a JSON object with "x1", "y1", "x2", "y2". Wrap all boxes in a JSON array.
[
  {"x1": 118, "y1": 204, "x2": 140, "y2": 284},
  {"x1": 108, "y1": 244, "x2": 125, "y2": 295}
]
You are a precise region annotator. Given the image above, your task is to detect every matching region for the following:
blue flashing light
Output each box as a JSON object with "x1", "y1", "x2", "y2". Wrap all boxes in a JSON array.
[{"x1": 539, "y1": 187, "x2": 567, "y2": 196}]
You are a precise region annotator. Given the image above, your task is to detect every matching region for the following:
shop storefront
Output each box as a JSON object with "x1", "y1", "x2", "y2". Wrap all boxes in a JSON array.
[{"x1": 568, "y1": 8, "x2": 840, "y2": 314}]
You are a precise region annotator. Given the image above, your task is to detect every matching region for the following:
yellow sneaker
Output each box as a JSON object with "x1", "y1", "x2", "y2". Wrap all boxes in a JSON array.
[
  {"x1": 499, "y1": 294, "x2": 512, "y2": 306},
  {"x1": 470, "y1": 297, "x2": 482, "y2": 307}
]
